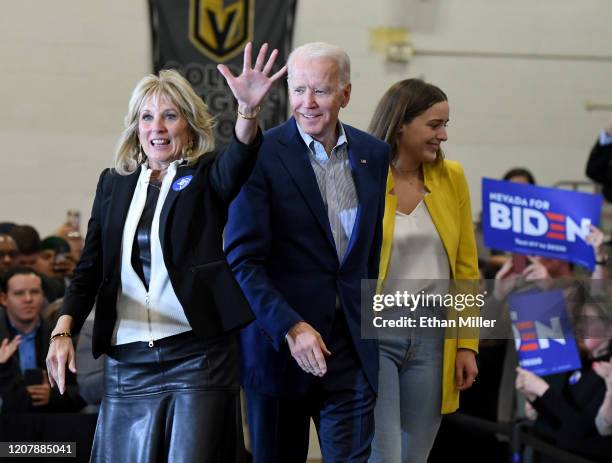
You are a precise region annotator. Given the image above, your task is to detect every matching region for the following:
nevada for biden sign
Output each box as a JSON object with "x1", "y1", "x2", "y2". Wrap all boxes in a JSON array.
[{"x1": 482, "y1": 178, "x2": 603, "y2": 270}]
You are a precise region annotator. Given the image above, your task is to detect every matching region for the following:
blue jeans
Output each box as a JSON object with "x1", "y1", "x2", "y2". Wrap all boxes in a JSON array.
[{"x1": 369, "y1": 333, "x2": 444, "y2": 463}]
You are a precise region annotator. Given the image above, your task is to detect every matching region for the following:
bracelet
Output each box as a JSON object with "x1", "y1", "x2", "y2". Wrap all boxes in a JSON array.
[
  {"x1": 237, "y1": 105, "x2": 261, "y2": 120},
  {"x1": 49, "y1": 332, "x2": 72, "y2": 344},
  {"x1": 596, "y1": 255, "x2": 608, "y2": 266}
]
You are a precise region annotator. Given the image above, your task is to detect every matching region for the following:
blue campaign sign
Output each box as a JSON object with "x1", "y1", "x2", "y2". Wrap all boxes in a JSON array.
[
  {"x1": 482, "y1": 178, "x2": 603, "y2": 270},
  {"x1": 508, "y1": 289, "x2": 581, "y2": 376}
]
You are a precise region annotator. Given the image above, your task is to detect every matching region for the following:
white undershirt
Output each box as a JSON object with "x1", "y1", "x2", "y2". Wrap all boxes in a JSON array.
[
  {"x1": 386, "y1": 200, "x2": 450, "y2": 295},
  {"x1": 112, "y1": 161, "x2": 191, "y2": 345}
]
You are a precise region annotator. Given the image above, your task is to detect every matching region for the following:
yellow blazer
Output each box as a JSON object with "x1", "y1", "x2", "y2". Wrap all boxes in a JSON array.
[{"x1": 378, "y1": 159, "x2": 480, "y2": 414}]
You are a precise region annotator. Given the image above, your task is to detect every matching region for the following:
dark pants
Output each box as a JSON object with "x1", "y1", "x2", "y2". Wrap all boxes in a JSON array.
[
  {"x1": 92, "y1": 331, "x2": 245, "y2": 463},
  {"x1": 245, "y1": 312, "x2": 376, "y2": 463}
]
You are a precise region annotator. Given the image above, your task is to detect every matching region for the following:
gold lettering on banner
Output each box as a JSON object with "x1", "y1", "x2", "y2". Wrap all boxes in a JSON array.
[{"x1": 189, "y1": 0, "x2": 254, "y2": 62}]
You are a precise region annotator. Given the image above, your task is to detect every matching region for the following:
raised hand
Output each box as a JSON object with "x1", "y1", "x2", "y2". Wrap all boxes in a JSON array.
[
  {"x1": 586, "y1": 224, "x2": 606, "y2": 258},
  {"x1": 523, "y1": 256, "x2": 550, "y2": 281},
  {"x1": 515, "y1": 366, "x2": 549, "y2": 402},
  {"x1": 0, "y1": 336, "x2": 21, "y2": 364},
  {"x1": 593, "y1": 360, "x2": 612, "y2": 390},
  {"x1": 493, "y1": 258, "x2": 520, "y2": 300},
  {"x1": 217, "y1": 42, "x2": 287, "y2": 113}
]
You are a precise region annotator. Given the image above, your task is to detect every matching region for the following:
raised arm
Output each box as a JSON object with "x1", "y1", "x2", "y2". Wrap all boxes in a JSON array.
[
  {"x1": 218, "y1": 42, "x2": 287, "y2": 144},
  {"x1": 210, "y1": 43, "x2": 287, "y2": 201}
]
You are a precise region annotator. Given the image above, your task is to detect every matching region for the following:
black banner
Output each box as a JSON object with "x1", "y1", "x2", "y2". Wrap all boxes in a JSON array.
[{"x1": 149, "y1": 0, "x2": 297, "y2": 147}]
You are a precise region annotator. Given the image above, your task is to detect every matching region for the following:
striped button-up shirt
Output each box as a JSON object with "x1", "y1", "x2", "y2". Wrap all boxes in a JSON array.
[{"x1": 296, "y1": 121, "x2": 358, "y2": 260}]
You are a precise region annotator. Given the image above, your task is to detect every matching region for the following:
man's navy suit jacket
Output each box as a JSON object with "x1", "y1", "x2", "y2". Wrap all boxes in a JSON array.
[{"x1": 225, "y1": 118, "x2": 389, "y2": 398}]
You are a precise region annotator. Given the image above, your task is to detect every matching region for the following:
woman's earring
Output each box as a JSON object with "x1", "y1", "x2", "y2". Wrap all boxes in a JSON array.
[
  {"x1": 138, "y1": 146, "x2": 146, "y2": 164},
  {"x1": 185, "y1": 141, "x2": 194, "y2": 158}
]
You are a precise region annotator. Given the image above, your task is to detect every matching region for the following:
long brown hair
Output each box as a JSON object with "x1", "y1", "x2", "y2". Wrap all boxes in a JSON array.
[{"x1": 368, "y1": 78, "x2": 447, "y2": 162}]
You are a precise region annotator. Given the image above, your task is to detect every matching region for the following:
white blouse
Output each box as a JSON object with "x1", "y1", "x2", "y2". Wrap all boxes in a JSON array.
[
  {"x1": 386, "y1": 200, "x2": 450, "y2": 295},
  {"x1": 112, "y1": 160, "x2": 191, "y2": 346}
]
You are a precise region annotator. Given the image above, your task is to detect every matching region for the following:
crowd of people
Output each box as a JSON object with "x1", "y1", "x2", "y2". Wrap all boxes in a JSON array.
[
  {"x1": 0, "y1": 223, "x2": 85, "y2": 413},
  {"x1": 1, "y1": 41, "x2": 612, "y2": 463}
]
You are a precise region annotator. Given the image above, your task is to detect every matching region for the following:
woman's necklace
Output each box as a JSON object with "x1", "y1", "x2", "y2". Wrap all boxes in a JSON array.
[
  {"x1": 392, "y1": 163, "x2": 420, "y2": 175},
  {"x1": 148, "y1": 170, "x2": 165, "y2": 190},
  {"x1": 392, "y1": 161, "x2": 423, "y2": 187}
]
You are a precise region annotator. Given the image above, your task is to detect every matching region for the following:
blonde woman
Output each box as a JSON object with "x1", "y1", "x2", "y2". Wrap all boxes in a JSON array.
[
  {"x1": 46, "y1": 43, "x2": 286, "y2": 462},
  {"x1": 368, "y1": 79, "x2": 479, "y2": 463}
]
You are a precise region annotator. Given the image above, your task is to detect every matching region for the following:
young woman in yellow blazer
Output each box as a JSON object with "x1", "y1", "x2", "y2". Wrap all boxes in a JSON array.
[{"x1": 368, "y1": 79, "x2": 479, "y2": 463}]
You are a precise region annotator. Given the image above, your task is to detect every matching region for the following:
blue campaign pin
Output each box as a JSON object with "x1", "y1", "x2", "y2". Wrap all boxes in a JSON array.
[
  {"x1": 172, "y1": 175, "x2": 193, "y2": 191},
  {"x1": 568, "y1": 370, "x2": 581, "y2": 385}
]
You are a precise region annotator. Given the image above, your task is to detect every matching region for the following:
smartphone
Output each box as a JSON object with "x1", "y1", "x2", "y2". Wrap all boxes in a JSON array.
[
  {"x1": 512, "y1": 254, "x2": 528, "y2": 274},
  {"x1": 591, "y1": 353, "x2": 611, "y2": 362},
  {"x1": 66, "y1": 210, "x2": 81, "y2": 230},
  {"x1": 24, "y1": 368, "x2": 43, "y2": 386}
]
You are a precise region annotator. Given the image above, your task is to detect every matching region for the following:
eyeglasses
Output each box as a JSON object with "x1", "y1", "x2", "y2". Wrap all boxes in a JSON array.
[{"x1": 0, "y1": 251, "x2": 17, "y2": 259}]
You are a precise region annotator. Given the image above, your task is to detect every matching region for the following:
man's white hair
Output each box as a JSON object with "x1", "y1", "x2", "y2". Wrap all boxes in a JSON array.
[{"x1": 287, "y1": 42, "x2": 351, "y2": 86}]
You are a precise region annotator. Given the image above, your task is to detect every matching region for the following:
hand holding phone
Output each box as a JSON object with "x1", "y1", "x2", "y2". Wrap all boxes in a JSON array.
[{"x1": 24, "y1": 368, "x2": 43, "y2": 386}]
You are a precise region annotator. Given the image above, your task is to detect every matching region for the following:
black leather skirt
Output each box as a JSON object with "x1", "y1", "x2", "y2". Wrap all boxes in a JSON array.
[{"x1": 90, "y1": 331, "x2": 245, "y2": 463}]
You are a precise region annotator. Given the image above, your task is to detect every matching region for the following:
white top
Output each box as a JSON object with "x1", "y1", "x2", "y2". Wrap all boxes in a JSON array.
[
  {"x1": 112, "y1": 160, "x2": 191, "y2": 345},
  {"x1": 386, "y1": 200, "x2": 450, "y2": 294}
]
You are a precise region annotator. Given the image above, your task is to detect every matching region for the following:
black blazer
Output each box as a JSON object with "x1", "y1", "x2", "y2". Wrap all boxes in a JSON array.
[{"x1": 60, "y1": 133, "x2": 260, "y2": 357}]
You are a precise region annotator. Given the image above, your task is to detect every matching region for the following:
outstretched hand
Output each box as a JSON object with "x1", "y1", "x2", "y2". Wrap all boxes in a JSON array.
[{"x1": 217, "y1": 42, "x2": 287, "y2": 112}]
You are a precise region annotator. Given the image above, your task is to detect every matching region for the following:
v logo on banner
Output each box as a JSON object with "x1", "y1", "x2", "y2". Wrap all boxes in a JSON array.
[{"x1": 189, "y1": 0, "x2": 254, "y2": 62}]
